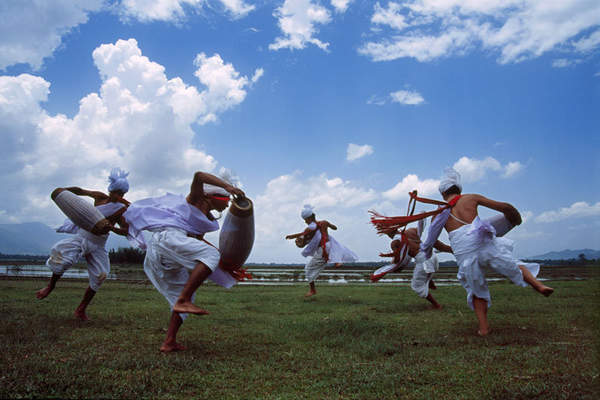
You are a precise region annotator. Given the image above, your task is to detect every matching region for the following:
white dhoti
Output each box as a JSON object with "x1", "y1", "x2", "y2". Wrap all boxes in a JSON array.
[
  {"x1": 304, "y1": 245, "x2": 329, "y2": 283},
  {"x1": 143, "y1": 228, "x2": 236, "y2": 320},
  {"x1": 46, "y1": 230, "x2": 110, "y2": 291},
  {"x1": 410, "y1": 254, "x2": 439, "y2": 298},
  {"x1": 449, "y1": 217, "x2": 540, "y2": 310}
]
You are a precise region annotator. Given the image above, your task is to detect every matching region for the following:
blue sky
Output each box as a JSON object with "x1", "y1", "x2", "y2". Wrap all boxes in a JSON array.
[{"x1": 1, "y1": 0, "x2": 599, "y2": 262}]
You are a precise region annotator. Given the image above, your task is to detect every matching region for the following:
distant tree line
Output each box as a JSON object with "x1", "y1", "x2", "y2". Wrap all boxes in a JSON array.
[
  {"x1": 108, "y1": 247, "x2": 146, "y2": 264},
  {"x1": 0, "y1": 253, "x2": 46, "y2": 261}
]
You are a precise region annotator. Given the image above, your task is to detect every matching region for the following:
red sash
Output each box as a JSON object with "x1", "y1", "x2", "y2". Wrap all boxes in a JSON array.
[{"x1": 370, "y1": 191, "x2": 461, "y2": 235}]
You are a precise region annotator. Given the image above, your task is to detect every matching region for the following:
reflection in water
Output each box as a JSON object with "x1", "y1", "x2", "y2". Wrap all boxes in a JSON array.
[{"x1": 1, "y1": 265, "x2": 553, "y2": 286}]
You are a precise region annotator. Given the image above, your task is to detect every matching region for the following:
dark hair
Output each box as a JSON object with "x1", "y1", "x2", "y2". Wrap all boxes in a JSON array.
[{"x1": 442, "y1": 185, "x2": 461, "y2": 197}]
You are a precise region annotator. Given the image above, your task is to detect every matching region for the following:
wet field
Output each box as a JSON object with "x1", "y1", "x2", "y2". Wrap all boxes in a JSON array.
[{"x1": 2, "y1": 263, "x2": 597, "y2": 285}]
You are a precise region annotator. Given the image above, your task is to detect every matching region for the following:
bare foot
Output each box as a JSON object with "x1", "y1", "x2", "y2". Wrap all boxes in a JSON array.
[
  {"x1": 430, "y1": 303, "x2": 442, "y2": 310},
  {"x1": 428, "y1": 280, "x2": 437, "y2": 290},
  {"x1": 173, "y1": 301, "x2": 210, "y2": 315},
  {"x1": 304, "y1": 290, "x2": 316, "y2": 297},
  {"x1": 74, "y1": 309, "x2": 89, "y2": 321},
  {"x1": 160, "y1": 342, "x2": 186, "y2": 353},
  {"x1": 36, "y1": 287, "x2": 52, "y2": 299},
  {"x1": 539, "y1": 285, "x2": 554, "y2": 297},
  {"x1": 477, "y1": 327, "x2": 491, "y2": 336}
]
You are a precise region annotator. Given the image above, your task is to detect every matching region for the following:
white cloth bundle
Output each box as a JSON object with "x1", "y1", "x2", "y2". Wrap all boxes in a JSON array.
[{"x1": 53, "y1": 190, "x2": 107, "y2": 233}]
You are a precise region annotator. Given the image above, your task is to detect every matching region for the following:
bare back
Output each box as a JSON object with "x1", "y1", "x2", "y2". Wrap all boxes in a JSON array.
[{"x1": 445, "y1": 193, "x2": 521, "y2": 233}]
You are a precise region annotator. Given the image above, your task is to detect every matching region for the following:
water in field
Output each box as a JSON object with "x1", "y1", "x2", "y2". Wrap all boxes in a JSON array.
[{"x1": 2, "y1": 264, "x2": 594, "y2": 285}]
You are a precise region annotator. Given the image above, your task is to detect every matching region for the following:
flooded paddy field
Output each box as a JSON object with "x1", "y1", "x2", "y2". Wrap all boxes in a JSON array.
[{"x1": 2, "y1": 263, "x2": 598, "y2": 286}]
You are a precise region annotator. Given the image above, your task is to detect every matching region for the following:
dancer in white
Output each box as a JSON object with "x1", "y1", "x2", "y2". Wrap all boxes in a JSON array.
[
  {"x1": 123, "y1": 171, "x2": 244, "y2": 352},
  {"x1": 36, "y1": 168, "x2": 130, "y2": 321},
  {"x1": 373, "y1": 220, "x2": 452, "y2": 309},
  {"x1": 416, "y1": 168, "x2": 553, "y2": 335},
  {"x1": 286, "y1": 205, "x2": 358, "y2": 297}
]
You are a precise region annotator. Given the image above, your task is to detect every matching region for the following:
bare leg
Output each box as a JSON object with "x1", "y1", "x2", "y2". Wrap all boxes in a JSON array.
[
  {"x1": 160, "y1": 312, "x2": 187, "y2": 353},
  {"x1": 428, "y1": 280, "x2": 437, "y2": 290},
  {"x1": 305, "y1": 281, "x2": 317, "y2": 297},
  {"x1": 74, "y1": 286, "x2": 96, "y2": 321},
  {"x1": 172, "y1": 262, "x2": 212, "y2": 315},
  {"x1": 519, "y1": 266, "x2": 554, "y2": 296},
  {"x1": 425, "y1": 293, "x2": 442, "y2": 309},
  {"x1": 473, "y1": 296, "x2": 490, "y2": 336},
  {"x1": 36, "y1": 274, "x2": 61, "y2": 299}
]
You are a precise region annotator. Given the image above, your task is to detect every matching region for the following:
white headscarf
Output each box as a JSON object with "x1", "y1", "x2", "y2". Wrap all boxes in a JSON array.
[
  {"x1": 204, "y1": 170, "x2": 235, "y2": 196},
  {"x1": 107, "y1": 168, "x2": 129, "y2": 193},
  {"x1": 438, "y1": 167, "x2": 462, "y2": 195},
  {"x1": 301, "y1": 204, "x2": 314, "y2": 219}
]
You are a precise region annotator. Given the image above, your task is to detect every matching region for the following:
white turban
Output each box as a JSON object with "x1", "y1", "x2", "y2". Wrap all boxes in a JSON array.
[
  {"x1": 204, "y1": 184, "x2": 229, "y2": 196},
  {"x1": 301, "y1": 204, "x2": 314, "y2": 219},
  {"x1": 438, "y1": 167, "x2": 462, "y2": 195},
  {"x1": 107, "y1": 168, "x2": 129, "y2": 193}
]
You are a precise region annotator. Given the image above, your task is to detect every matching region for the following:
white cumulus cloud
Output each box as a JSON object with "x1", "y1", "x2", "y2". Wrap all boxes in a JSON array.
[
  {"x1": 382, "y1": 174, "x2": 440, "y2": 201},
  {"x1": 535, "y1": 201, "x2": 600, "y2": 223},
  {"x1": 346, "y1": 143, "x2": 374, "y2": 161},
  {"x1": 0, "y1": 38, "x2": 261, "y2": 224},
  {"x1": 269, "y1": 0, "x2": 332, "y2": 51},
  {"x1": 359, "y1": 0, "x2": 600, "y2": 64},
  {"x1": 453, "y1": 156, "x2": 522, "y2": 182},
  {"x1": 331, "y1": 0, "x2": 352, "y2": 13},
  {"x1": 0, "y1": 0, "x2": 104, "y2": 70},
  {"x1": 390, "y1": 89, "x2": 425, "y2": 105}
]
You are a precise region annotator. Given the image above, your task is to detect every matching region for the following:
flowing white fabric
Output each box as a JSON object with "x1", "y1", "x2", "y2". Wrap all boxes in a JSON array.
[
  {"x1": 371, "y1": 244, "x2": 411, "y2": 281},
  {"x1": 449, "y1": 217, "x2": 540, "y2": 310},
  {"x1": 47, "y1": 202, "x2": 125, "y2": 291},
  {"x1": 411, "y1": 254, "x2": 439, "y2": 298},
  {"x1": 123, "y1": 193, "x2": 219, "y2": 249},
  {"x1": 300, "y1": 223, "x2": 358, "y2": 263},
  {"x1": 304, "y1": 245, "x2": 329, "y2": 283},
  {"x1": 143, "y1": 228, "x2": 235, "y2": 320},
  {"x1": 46, "y1": 231, "x2": 110, "y2": 291}
]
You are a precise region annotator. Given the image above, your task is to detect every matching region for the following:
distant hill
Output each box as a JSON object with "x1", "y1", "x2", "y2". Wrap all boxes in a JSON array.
[
  {"x1": 527, "y1": 249, "x2": 600, "y2": 260},
  {"x1": 0, "y1": 222, "x2": 131, "y2": 256}
]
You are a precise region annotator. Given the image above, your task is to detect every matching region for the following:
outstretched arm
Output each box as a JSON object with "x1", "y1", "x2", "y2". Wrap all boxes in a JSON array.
[
  {"x1": 326, "y1": 221, "x2": 337, "y2": 230},
  {"x1": 476, "y1": 195, "x2": 522, "y2": 226},
  {"x1": 189, "y1": 171, "x2": 245, "y2": 204},
  {"x1": 286, "y1": 227, "x2": 312, "y2": 240},
  {"x1": 64, "y1": 187, "x2": 108, "y2": 203}
]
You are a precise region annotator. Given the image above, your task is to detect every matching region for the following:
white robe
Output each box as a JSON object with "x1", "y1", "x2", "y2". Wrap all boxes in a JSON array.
[
  {"x1": 449, "y1": 216, "x2": 540, "y2": 310},
  {"x1": 47, "y1": 202, "x2": 125, "y2": 291},
  {"x1": 301, "y1": 223, "x2": 357, "y2": 282},
  {"x1": 124, "y1": 194, "x2": 237, "y2": 320},
  {"x1": 410, "y1": 254, "x2": 439, "y2": 298}
]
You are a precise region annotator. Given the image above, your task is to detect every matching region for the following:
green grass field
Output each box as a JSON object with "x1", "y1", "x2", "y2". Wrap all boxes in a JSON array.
[{"x1": 1, "y1": 278, "x2": 598, "y2": 399}]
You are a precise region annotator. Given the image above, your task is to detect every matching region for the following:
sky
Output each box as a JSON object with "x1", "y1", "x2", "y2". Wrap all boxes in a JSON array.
[{"x1": 0, "y1": 0, "x2": 599, "y2": 263}]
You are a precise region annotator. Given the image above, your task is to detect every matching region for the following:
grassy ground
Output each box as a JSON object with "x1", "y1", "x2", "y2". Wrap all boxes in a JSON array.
[{"x1": 1, "y1": 279, "x2": 598, "y2": 399}]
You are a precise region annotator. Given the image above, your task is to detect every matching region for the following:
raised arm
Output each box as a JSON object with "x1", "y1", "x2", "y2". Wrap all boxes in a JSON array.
[
  {"x1": 189, "y1": 171, "x2": 245, "y2": 204},
  {"x1": 476, "y1": 194, "x2": 522, "y2": 226},
  {"x1": 286, "y1": 227, "x2": 313, "y2": 240},
  {"x1": 64, "y1": 187, "x2": 108, "y2": 203},
  {"x1": 325, "y1": 221, "x2": 337, "y2": 230}
]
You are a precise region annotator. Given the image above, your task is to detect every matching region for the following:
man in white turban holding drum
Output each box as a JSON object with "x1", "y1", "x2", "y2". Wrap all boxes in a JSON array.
[
  {"x1": 416, "y1": 168, "x2": 553, "y2": 335},
  {"x1": 36, "y1": 168, "x2": 131, "y2": 321},
  {"x1": 123, "y1": 171, "x2": 244, "y2": 352},
  {"x1": 286, "y1": 205, "x2": 358, "y2": 297}
]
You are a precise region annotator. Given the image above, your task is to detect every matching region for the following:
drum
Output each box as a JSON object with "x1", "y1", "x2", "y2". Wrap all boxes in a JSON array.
[
  {"x1": 218, "y1": 196, "x2": 255, "y2": 271},
  {"x1": 485, "y1": 214, "x2": 514, "y2": 237},
  {"x1": 51, "y1": 188, "x2": 111, "y2": 235}
]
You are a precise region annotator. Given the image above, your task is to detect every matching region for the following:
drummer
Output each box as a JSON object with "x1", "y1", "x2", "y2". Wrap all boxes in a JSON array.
[{"x1": 123, "y1": 171, "x2": 244, "y2": 352}]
